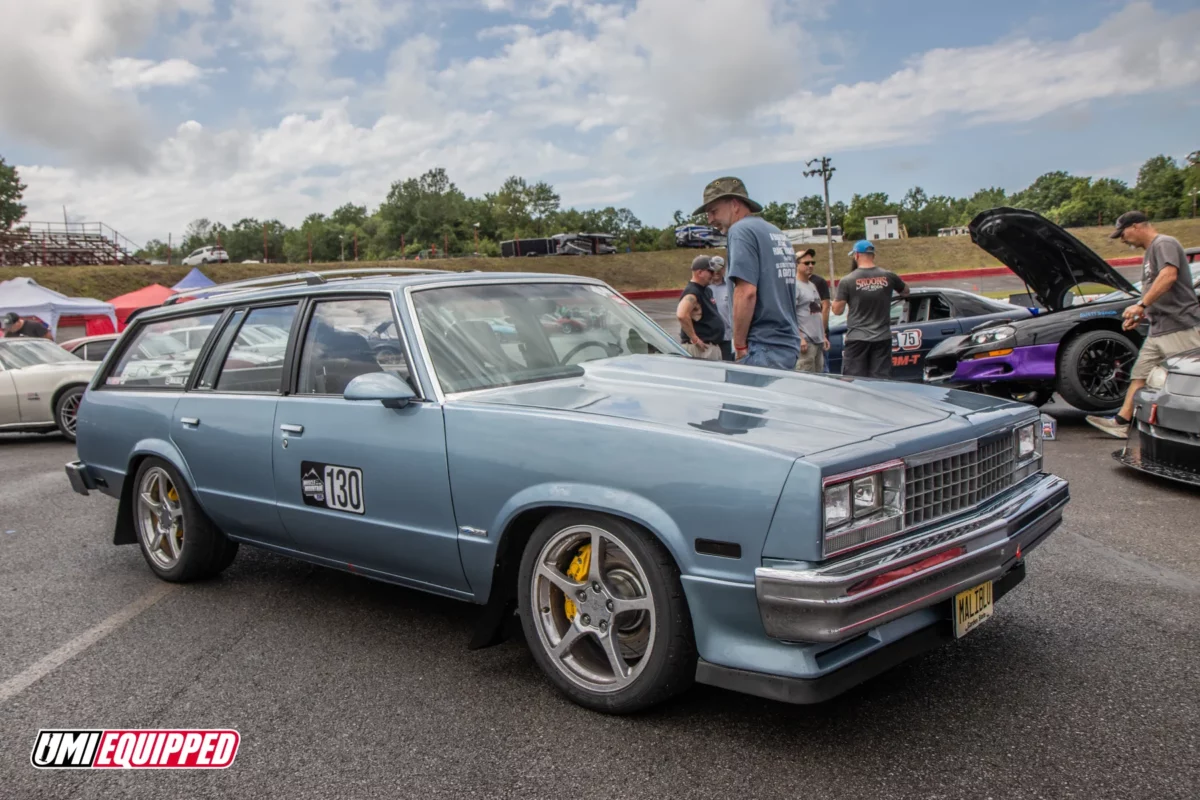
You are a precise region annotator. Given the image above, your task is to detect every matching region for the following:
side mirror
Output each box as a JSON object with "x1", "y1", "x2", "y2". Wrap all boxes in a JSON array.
[{"x1": 344, "y1": 372, "x2": 417, "y2": 409}]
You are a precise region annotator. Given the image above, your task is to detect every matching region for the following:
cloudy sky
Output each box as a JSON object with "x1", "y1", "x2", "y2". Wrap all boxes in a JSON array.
[{"x1": 1, "y1": 0, "x2": 1199, "y2": 245}]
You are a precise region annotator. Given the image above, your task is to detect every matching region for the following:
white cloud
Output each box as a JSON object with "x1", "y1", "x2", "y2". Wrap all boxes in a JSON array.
[
  {"x1": 10, "y1": 1, "x2": 1200, "y2": 245},
  {"x1": 109, "y1": 58, "x2": 212, "y2": 89}
]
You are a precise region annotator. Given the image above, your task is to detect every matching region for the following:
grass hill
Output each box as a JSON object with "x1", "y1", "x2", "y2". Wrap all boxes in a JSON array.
[{"x1": 4, "y1": 218, "x2": 1199, "y2": 300}]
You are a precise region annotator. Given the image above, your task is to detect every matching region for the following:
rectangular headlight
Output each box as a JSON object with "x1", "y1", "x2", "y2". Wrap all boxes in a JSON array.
[
  {"x1": 823, "y1": 461, "x2": 906, "y2": 557},
  {"x1": 1017, "y1": 424, "x2": 1036, "y2": 458}
]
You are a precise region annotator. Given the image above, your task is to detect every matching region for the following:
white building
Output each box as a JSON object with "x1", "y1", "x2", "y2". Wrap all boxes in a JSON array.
[
  {"x1": 865, "y1": 215, "x2": 900, "y2": 240},
  {"x1": 783, "y1": 226, "x2": 844, "y2": 245},
  {"x1": 938, "y1": 226, "x2": 970, "y2": 237}
]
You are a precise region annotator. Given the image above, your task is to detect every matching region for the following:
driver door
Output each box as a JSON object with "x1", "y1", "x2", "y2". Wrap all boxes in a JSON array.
[
  {"x1": 271, "y1": 295, "x2": 469, "y2": 593},
  {"x1": 890, "y1": 295, "x2": 961, "y2": 380}
]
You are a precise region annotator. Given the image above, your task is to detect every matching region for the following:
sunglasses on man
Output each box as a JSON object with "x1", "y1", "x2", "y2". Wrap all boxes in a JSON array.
[{"x1": 798, "y1": 259, "x2": 816, "y2": 266}]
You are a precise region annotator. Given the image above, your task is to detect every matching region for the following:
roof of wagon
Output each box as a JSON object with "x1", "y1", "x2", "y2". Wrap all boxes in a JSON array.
[{"x1": 133, "y1": 268, "x2": 609, "y2": 321}]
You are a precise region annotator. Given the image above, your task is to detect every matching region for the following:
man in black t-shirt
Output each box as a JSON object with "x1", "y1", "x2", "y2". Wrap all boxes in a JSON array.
[
  {"x1": 832, "y1": 241, "x2": 908, "y2": 379},
  {"x1": 2, "y1": 313, "x2": 53, "y2": 340},
  {"x1": 675, "y1": 256, "x2": 725, "y2": 361}
]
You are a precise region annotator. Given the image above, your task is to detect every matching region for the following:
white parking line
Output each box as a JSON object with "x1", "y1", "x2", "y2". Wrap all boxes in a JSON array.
[{"x1": 0, "y1": 583, "x2": 179, "y2": 705}]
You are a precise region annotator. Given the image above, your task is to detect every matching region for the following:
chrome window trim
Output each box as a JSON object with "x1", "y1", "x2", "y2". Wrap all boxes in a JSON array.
[{"x1": 402, "y1": 277, "x2": 683, "y2": 404}]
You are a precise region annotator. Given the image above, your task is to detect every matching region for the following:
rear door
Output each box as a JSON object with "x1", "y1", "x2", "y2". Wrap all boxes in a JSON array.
[
  {"x1": 271, "y1": 295, "x2": 468, "y2": 592},
  {"x1": 172, "y1": 302, "x2": 299, "y2": 549},
  {"x1": 890, "y1": 294, "x2": 961, "y2": 380}
]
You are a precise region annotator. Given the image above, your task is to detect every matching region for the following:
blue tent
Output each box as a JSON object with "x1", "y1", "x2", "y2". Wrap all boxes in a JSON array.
[{"x1": 172, "y1": 268, "x2": 215, "y2": 291}]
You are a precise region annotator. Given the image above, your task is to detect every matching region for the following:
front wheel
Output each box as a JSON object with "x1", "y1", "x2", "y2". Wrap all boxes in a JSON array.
[
  {"x1": 132, "y1": 457, "x2": 238, "y2": 582},
  {"x1": 1057, "y1": 330, "x2": 1138, "y2": 412},
  {"x1": 518, "y1": 511, "x2": 696, "y2": 713},
  {"x1": 54, "y1": 385, "x2": 85, "y2": 442}
]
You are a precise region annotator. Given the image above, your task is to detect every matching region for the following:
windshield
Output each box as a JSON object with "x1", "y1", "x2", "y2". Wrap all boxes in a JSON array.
[
  {"x1": 0, "y1": 339, "x2": 81, "y2": 368},
  {"x1": 412, "y1": 282, "x2": 685, "y2": 394}
]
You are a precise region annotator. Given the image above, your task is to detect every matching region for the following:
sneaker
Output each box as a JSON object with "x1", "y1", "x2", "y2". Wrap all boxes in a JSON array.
[{"x1": 1085, "y1": 415, "x2": 1129, "y2": 439}]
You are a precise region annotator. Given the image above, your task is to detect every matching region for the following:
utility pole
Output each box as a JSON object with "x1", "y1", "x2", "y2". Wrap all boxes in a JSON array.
[
  {"x1": 473, "y1": 222, "x2": 480, "y2": 255},
  {"x1": 339, "y1": 234, "x2": 345, "y2": 262},
  {"x1": 263, "y1": 223, "x2": 268, "y2": 263},
  {"x1": 803, "y1": 157, "x2": 837, "y2": 285}
]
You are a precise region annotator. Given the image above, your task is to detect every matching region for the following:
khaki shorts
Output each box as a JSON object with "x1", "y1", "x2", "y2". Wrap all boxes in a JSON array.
[
  {"x1": 1131, "y1": 327, "x2": 1200, "y2": 380},
  {"x1": 683, "y1": 342, "x2": 723, "y2": 361},
  {"x1": 793, "y1": 344, "x2": 824, "y2": 373}
]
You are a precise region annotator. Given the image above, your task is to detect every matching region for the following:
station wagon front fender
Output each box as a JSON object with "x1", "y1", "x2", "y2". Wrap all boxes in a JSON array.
[
  {"x1": 465, "y1": 482, "x2": 689, "y2": 604},
  {"x1": 112, "y1": 438, "x2": 199, "y2": 545}
]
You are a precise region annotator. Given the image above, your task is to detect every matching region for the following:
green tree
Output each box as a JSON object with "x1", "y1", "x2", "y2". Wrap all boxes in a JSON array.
[
  {"x1": 1134, "y1": 155, "x2": 1184, "y2": 220},
  {"x1": 955, "y1": 187, "x2": 1008, "y2": 224},
  {"x1": 0, "y1": 156, "x2": 27, "y2": 230},
  {"x1": 1048, "y1": 178, "x2": 1131, "y2": 227},
  {"x1": 134, "y1": 239, "x2": 171, "y2": 262},
  {"x1": 487, "y1": 176, "x2": 533, "y2": 239},
  {"x1": 527, "y1": 181, "x2": 560, "y2": 235},
  {"x1": 672, "y1": 209, "x2": 707, "y2": 227},
  {"x1": 379, "y1": 168, "x2": 470, "y2": 254},
  {"x1": 793, "y1": 195, "x2": 826, "y2": 227},
  {"x1": 1011, "y1": 171, "x2": 1086, "y2": 215},
  {"x1": 1183, "y1": 150, "x2": 1200, "y2": 218},
  {"x1": 759, "y1": 201, "x2": 795, "y2": 230},
  {"x1": 180, "y1": 218, "x2": 214, "y2": 255}
]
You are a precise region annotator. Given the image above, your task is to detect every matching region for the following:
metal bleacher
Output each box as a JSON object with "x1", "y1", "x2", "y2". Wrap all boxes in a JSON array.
[{"x1": 0, "y1": 221, "x2": 148, "y2": 266}]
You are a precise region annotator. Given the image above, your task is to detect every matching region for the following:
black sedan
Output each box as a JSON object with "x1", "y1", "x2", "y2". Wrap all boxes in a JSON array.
[
  {"x1": 1115, "y1": 347, "x2": 1200, "y2": 487},
  {"x1": 924, "y1": 208, "x2": 1199, "y2": 411},
  {"x1": 827, "y1": 287, "x2": 1034, "y2": 382}
]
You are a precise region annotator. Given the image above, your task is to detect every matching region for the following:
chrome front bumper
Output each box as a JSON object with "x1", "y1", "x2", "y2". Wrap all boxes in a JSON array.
[{"x1": 755, "y1": 473, "x2": 1069, "y2": 643}]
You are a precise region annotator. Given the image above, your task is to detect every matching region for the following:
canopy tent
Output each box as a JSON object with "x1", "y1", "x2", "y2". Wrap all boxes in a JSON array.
[
  {"x1": 0, "y1": 277, "x2": 118, "y2": 338},
  {"x1": 107, "y1": 283, "x2": 175, "y2": 329},
  {"x1": 172, "y1": 268, "x2": 215, "y2": 291}
]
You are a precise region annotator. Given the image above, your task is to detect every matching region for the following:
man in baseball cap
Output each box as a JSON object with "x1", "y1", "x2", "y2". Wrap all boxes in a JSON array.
[
  {"x1": 2, "y1": 312, "x2": 53, "y2": 339},
  {"x1": 832, "y1": 240, "x2": 908, "y2": 379},
  {"x1": 675, "y1": 256, "x2": 724, "y2": 361},
  {"x1": 1086, "y1": 210, "x2": 1200, "y2": 437},
  {"x1": 694, "y1": 177, "x2": 799, "y2": 369}
]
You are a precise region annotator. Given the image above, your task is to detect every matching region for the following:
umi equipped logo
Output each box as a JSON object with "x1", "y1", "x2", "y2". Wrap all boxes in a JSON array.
[{"x1": 30, "y1": 729, "x2": 239, "y2": 769}]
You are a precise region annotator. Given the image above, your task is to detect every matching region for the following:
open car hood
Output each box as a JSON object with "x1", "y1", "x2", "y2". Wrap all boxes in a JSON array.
[{"x1": 969, "y1": 207, "x2": 1138, "y2": 312}]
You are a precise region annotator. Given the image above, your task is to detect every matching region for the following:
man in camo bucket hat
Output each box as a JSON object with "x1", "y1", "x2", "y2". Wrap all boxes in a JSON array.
[{"x1": 695, "y1": 177, "x2": 799, "y2": 370}]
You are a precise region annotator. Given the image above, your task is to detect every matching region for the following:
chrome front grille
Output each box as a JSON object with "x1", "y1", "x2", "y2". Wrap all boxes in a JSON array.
[{"x1": 905, "y1": 434, "x2": 1016, "y2": 528}]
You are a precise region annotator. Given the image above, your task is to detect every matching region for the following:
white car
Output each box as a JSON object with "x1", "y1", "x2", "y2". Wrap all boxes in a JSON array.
[
  {"x1": 0, "y1": 339, "x2": 98, "y2": 442},
  {"x1": 181, "y1": 246, "x2": 229, "y2": 266}
]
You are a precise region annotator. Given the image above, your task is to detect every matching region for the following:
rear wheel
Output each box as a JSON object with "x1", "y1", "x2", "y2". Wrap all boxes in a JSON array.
[
  {"x1": 518, "y1": 511, "x2": 696, "y2": 713},
  {"x1": 1057, "y1": 330, "x2": 1138, "y2": 412},
  {"x1": 132, "y1": 457, "x2": 238, "y2": 582}
]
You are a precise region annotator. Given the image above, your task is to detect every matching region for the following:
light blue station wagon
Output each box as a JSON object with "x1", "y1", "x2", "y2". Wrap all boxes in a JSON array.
[{"x1": 66, "y1": 268, "x2": 1070, "y2": 713}]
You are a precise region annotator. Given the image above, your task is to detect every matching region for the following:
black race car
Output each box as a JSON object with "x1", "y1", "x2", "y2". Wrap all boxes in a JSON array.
[
  {"x1": 924, "y1": 207, "x2": 1199, "y2": 412},
  {"x1": 1115, "y1": 347, "x2": 1200, "y2": 487}
]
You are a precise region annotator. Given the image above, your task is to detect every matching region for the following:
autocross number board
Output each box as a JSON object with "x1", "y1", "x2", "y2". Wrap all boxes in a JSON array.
[{"x1": 301, "y1": 460, "x2": 365, "y2": 515}]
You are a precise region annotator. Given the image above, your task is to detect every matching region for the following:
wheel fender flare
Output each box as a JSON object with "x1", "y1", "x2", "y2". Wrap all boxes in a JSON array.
[
  {"x1": 465, "y1": 483, "x2": 688, "y2": 649},
  {"x1": 113, "y1": 439, "x2": 200, "y2": 545},
  {"x1": 486, "y1": 482, "x2": 687, "y2": 588}
]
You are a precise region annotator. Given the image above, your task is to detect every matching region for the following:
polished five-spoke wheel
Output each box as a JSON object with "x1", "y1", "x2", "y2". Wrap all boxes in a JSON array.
[
  {"x1": 532, "y1": 524, "x2": 656, "y2": 693},
  {"x1": 137, "y1": 466, "x2": 185, "y2": 570},
  {"x1": 519, "y1": 511, "x2": 696, "y2": 713}
]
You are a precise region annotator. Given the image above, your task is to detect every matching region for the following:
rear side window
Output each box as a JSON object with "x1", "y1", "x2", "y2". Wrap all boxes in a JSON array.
[
  {"x1": 105, "y1": 313, "x2": 221, "y2": 389},
  {"x1": 85, "y1": 340, "x2": 114, "y2": 361},
  {"x1": 214, "y1": 304, "x2": 298, "y2": 393}
]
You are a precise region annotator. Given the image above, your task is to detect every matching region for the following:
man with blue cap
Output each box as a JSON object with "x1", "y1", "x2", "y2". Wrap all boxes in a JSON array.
[{"x1": 832, "y1": 240, "x2": 908, "y2": 379}]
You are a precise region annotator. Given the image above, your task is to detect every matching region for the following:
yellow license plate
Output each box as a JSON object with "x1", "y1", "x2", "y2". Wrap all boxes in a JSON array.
[{"x1": 953, "y1": 581, "x2": 993, "y2": 639}]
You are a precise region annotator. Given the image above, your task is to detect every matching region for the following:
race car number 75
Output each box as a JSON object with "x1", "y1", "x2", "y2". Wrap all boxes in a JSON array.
[{"x1": 323, "y1": 465, "x2": 364, "y2": 514}]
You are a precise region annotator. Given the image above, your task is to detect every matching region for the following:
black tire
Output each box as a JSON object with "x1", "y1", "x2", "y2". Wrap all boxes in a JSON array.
[
  {"x1": 1057, "y1": 329, "x2": 1139, "y2": 412},
  {"x1": 517, "y1": 510, "x2": 696, "y2": 714},
  {"x1": 131, "y1": 457, "x2": 237, "y2": 582},
  {"x1": 53, "y1": 385, "x2": 85, "y2": 443}
]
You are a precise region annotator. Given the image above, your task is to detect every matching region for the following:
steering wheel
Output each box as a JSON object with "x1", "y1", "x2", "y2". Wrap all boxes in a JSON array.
[{"x1": 560, "y1": 340, "x2": 615, "y2": 365}]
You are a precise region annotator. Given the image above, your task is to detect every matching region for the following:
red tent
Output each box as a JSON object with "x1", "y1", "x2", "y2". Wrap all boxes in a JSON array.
[{"x1": 107, "y1": 284, "x2": 175, "y2": 330}]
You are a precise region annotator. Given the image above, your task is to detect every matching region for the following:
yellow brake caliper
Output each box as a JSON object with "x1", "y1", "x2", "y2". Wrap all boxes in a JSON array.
[{"x1": 561, "y1": 544, "x2": 591, "y2": 620}]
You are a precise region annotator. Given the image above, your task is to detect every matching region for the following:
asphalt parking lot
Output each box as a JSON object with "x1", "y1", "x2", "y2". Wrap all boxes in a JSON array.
[{"x1": 1, "y1": 402, "x2": 1198, "y2": 800}]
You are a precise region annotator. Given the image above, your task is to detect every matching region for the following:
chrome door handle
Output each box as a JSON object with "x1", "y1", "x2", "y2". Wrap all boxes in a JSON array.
[
  {"x1": 180, "y1": 417, "x2": 200, "y2": 426},
  {"x1": 280, "y1": 424, "x2": 304, "y2": 434}
]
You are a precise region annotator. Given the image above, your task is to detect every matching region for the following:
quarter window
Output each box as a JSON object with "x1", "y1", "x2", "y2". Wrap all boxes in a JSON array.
[
  {"x1": 296, "y1": 298, "x2": 411, "y2": 395},
  {"x1": 106, "y1": 313, "x2": 221, "y2": 389},
  {"x1": 214, "y1": 304, "x2": 297, "y2": 393}
]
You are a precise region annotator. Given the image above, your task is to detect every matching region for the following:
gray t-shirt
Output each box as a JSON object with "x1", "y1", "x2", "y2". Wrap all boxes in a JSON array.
[
  {"x1": 708, "y1": 279, "x2": 732, "y2": 341},
  {"x1": 794, "y1": 279, "x2": 825, "y2": 345},
  {"x1": 1142, "y1": 235, "x2": 1200, "y2": 337},
  {"x1": 835, "y1": 266, "x2": 907, "y2": 343},
  {"x1": 726, "y1": 216, "x2": 799, "y2": 352}
]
